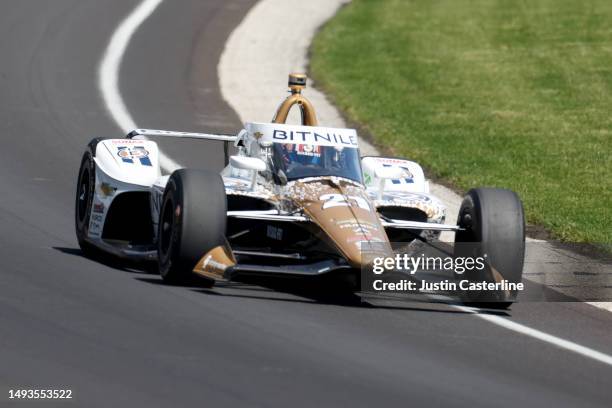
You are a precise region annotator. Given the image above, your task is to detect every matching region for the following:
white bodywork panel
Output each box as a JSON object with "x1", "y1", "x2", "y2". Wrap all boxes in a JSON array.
[
  {"x1": 87, "y1": 139, "x2": 162, "y2": 242},
  {"x1": 88, "y1": 167, "x2": 152, "y2": 240},
  {"x1": 94, "y1": 139, "x2": 161, "y2": 186},
  {"x1": 361, "y1": 156, "x2": 445, "y2": 224},
  {"x1": 362, "y1": 156, "x2": 428, "y2": 194}
]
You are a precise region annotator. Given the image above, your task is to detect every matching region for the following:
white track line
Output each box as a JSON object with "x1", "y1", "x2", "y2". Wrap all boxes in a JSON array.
[
  {"x1": 454, "y1": 305, "x2": 612, "y2": 367},
  {"x1": 98, "y1": 0, "x2": 181, "y2": 173}
]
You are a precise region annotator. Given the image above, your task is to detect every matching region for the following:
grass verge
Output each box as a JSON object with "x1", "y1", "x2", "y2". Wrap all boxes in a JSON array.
[{"x1": 311, "y1": 0, "x2": 611, "y2": 244}]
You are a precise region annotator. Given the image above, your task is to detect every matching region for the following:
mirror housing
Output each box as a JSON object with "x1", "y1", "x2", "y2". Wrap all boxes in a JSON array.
[
  {"x1": 374, "y1": 166, "x2": 405, "y2": 180},
  {"x1": 374, "y1": 165, "x2": 407, "y2": 200},
  {"x1": 230, "y1": 156, "x2": 267, "y2": 191}
]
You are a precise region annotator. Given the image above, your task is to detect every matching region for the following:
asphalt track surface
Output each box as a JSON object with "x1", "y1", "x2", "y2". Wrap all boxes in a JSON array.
[{"x1": 1, "y1": 1, "x2": 612, "y2": 407}]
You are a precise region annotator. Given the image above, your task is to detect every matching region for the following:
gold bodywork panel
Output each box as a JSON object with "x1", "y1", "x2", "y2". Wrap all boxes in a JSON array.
[
  {"x1": 287, "y1": 178, "x2": 393, "y2": 267},
  {"x1": 193, "y1": 245, "x2": 236, "y2": 280}
]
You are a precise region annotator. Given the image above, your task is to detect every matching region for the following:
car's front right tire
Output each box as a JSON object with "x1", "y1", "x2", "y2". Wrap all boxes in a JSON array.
[
  {"x1": 157, "y1": 169, "x2": 227, "y2": 284},
  {"x1": 454, "y1": 187, "x2": 525, "y2": 309}
]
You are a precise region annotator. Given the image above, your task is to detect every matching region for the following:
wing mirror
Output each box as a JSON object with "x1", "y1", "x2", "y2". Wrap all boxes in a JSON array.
[
  {"x1": 374, "y1": 165, "x2": 406, "y2": 200},
  {"x1": 374, "y1": 166, "x2": 405, "y2": 179},
  {"x1": 230, "y1": 156, "x2": 267, "y2": 190}
]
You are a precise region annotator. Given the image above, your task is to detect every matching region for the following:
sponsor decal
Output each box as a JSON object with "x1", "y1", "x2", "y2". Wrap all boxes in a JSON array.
[
  {"x1": 295, "y1": 144, "x2": 321, "y2": 158},
  {"x1": 320, "y1": 194, "x2": 370, "y2": 211},
  {"x1": 376, "y1": 158, "x2": 409, "y2": 165},
  {"x1": 93, "y1": 202, "x2": 105, "y2": 213},
  {"x1": 195, "y1": 245, "x2": 237, "y2": 278},
  {"x1": 246, "y1": 123, "x2": 359, "y2": 148},
  {"x1": 335, "y1": 219, "x2": 379, "y2": 231},
  {"x1": 273, "y1": 129, "x2": 357, "y2": 147},
  {"x1": 116, "y1": 146, "x2": 152, "y2": 166},
  {"x1": 202, "y1": 255, "x2": 229, "y2": 274},
  {"x1": 89, "y1": 214, "x2": 102, "y2": 234},
  {"x1": 352, "y1": 225, "x2": 371, "y2": 234},
  {"x1": 382, "y1": 164, "x2": 413, "y2": 184},
  {"x1": 266, "y1": 225, "x2": 283, "y2": 240},
  {"x1": 100, "y1": 182, "x2": 116, "y2": 197},
  {"x1": 111, "y1": 139, "x2": 147, "y2": 144}
]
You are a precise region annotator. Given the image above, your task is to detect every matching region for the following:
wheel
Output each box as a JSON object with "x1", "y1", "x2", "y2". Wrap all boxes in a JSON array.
[
  {"x1": 158, "y1": 169, "x2": 226, "y2": 284},
  {"x1": 75, "y1": 138, "x2": 105, "y2": 256},
  {"x1": 454, "y1": 188, "x2": 525, "y2": 308}
]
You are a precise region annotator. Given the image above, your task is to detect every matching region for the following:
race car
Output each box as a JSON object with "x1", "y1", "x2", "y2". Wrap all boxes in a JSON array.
[{"x1": 75, "y1": 73, "x2": 525, "y2": 305}]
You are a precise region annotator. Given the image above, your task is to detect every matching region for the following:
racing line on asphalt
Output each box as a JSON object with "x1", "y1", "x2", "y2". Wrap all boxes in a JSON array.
[
  {"x1": 98, "y1": 0, "x2": 612, "y2": 369},
  {"x1": 454, "y1": 306, "x2": 612, "y2": 367},
  {"x1": 98, "y1": 0, "x2": 181, "y2": 174}
]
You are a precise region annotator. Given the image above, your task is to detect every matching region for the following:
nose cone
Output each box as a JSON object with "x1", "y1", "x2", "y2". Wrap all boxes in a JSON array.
[{"x1": 288, "y1": 179, "x2": 393, "y2": 267}]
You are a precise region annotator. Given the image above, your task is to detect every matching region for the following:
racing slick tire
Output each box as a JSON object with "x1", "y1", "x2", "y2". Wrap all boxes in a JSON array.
[
  {"x1": 158, "y1": 169, "x2": 226, "y2": 285},
  {"x1": 75, "y1": 138, "x2": 105, "y2": 256},
  {"x1": 454, "y1": 188, "x2": 525, "y2": 309}
]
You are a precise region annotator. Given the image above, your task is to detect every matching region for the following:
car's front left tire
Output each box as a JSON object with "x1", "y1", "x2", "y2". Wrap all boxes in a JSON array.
[
  {"x1": 75, "y1": 138, "x2": 107, "y2": 257},
  {"x1": 157, "y1": 169, "x2": 227, "y2": 284},
  {"x1": 75, "y1": 150, "x2": 96, "y2": 256}
]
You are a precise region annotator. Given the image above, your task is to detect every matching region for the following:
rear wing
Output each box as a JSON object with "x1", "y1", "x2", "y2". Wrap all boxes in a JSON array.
[{"x1": 126, "y1": 128, "x2": 238, "y2": 165}]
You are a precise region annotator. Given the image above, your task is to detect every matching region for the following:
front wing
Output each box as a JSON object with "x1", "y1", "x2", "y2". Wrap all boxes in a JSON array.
[{"x1": 227, "y1": 210, "x2": 462, "y2": 231}]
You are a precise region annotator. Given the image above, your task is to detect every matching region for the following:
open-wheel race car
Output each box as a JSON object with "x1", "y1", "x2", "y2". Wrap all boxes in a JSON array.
[{"x1": 75, "y1": 73, "x2": 525, "y2": 307}]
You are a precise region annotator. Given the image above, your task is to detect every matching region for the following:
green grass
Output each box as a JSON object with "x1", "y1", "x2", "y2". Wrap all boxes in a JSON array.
[{"x1": 311, "y1": 0, "x2": 612, "y2": 244}]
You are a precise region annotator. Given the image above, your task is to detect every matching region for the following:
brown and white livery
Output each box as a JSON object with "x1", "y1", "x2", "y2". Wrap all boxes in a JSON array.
[{"x1": 75, "y1": 73, "x2": 525, "y2": 305}]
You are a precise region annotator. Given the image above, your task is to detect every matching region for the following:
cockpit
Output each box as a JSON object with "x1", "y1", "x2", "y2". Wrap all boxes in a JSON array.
[{"x1": 269, "y1": 142, "x2": 362, "y2": 184}]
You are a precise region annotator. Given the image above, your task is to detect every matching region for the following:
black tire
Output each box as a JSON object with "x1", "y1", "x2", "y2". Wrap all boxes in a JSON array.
[
  {"x1": 454, "y1": 188, "x2": 525, "y2": 308},
  {"x1": 158, "y1": 169, "x2": 226, "y2": 284},
  {"x1": 75, "y1": 138, "x2": 105, "y2": 256}
]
